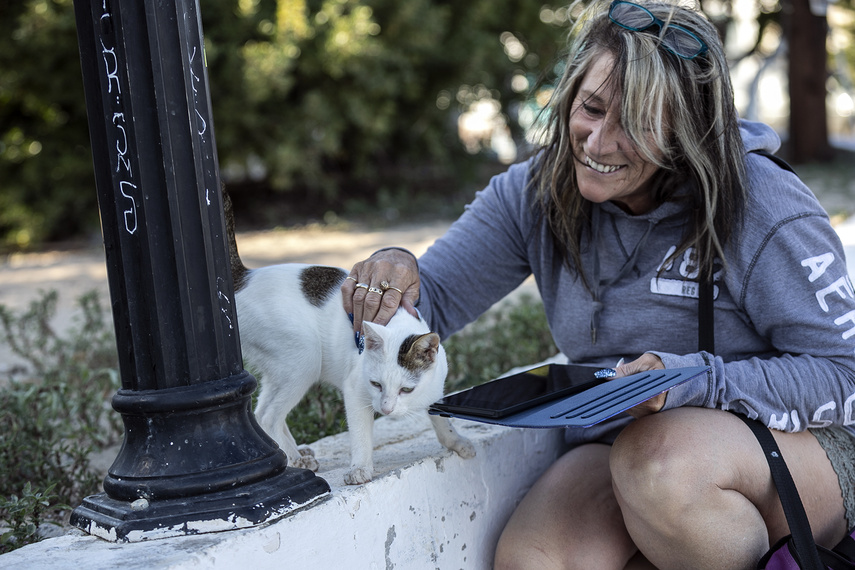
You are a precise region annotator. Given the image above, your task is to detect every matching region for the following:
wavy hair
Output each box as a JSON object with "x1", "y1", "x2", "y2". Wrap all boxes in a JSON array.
[{"x1": 531, "y1": 0, "x2": 746, "y2": 286}]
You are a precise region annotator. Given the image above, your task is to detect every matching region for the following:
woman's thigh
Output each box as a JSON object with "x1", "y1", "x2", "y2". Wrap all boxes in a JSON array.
[
  {"x1": 611, "y1": 407, "x2": 848, "y2": 565},
  {"x1": 494, "y1": 443, "x2": 639, "y2": 570}
]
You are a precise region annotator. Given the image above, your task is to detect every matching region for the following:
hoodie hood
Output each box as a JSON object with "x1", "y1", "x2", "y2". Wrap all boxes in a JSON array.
[{"x1": 738, "y1": 119, "x2": 781, "y2": 155}]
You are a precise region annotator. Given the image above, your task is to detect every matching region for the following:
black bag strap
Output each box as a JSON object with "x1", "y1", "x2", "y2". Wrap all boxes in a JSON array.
[
  {"x1": 698, "y1": 276, "x2": 715, "y2": 353},
  {"x1": 696, "y1": 148, "x2": 795, "y2": 354},
  {"x1": 751, "y1": 149, "x2": 797, "y2": 175},
  {"x1": 709, "y1": 154, "x2": 850, "y2": 569},
  {"x1": 734, "y1": 413, "x2": 825, "y2": 570}
]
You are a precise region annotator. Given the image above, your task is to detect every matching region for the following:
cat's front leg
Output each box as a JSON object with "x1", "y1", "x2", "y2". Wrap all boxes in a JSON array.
[
  {"x1": 342, "y1": 387, "x2": 376, "y2": 485},
  {"x1": 429, "y1": 414, "x2": 476, "y2": 459}
]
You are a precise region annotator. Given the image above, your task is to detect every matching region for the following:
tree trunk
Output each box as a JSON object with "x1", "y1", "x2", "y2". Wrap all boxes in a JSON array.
[{"x1": 786, "y1": 0, "x2": 833, "y2": 163}]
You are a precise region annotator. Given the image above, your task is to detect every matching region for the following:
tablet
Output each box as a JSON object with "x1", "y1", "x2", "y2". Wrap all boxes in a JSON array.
[
  {"x1": 430, "y1": 363, "x2": 607, "y2": 419},
  {"x1": 429, "y1": 365, "x2": 709, "y2": 428}
]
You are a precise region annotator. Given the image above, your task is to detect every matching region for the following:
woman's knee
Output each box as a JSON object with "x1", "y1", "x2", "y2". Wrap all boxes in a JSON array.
[{"x1": 610, "y1": 410, "x2": 721, "y2": 517}]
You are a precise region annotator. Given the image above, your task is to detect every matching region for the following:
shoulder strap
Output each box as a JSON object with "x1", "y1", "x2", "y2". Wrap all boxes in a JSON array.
[
  {"x1": 698, "y1": 277, "x2": 714, "y2": 353},
  {"x1": 734, "y1": 413, "x2": 825, "y2": 570},
  {"x1": 696, "y1": 148, "x2": 797, "y2": 354},
  {"x1": 749, "y1": 149, "x2": 797, "y2": 175}
]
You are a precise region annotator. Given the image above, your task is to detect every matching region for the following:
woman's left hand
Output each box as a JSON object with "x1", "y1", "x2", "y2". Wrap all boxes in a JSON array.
[
  {"x1": 342, "y1": 248, "x2": 420, "y2": 334},
  {"x1": 614, "y1": 353, "x2": 666, "y2": 418}
]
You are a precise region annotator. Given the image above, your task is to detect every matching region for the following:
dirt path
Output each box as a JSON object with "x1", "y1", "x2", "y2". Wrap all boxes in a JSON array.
[{"x1": 0, "y1": 221, "x2": 453, "y2": 377}]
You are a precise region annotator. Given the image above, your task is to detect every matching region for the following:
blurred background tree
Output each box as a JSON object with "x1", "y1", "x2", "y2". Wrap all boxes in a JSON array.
[{"x1": 0, "y1": 0, "x2": 853, "y2": 251}]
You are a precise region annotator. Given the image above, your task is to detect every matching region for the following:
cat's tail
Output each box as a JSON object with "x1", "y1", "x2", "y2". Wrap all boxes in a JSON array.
[{"x1": 222, "y1": 183, "x2": 249, "y2": 291}]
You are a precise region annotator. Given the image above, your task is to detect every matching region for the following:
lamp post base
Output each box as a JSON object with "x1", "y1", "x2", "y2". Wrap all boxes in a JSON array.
[{"x1": 71, "y1": 467, "x2": 330, "y2": 542}]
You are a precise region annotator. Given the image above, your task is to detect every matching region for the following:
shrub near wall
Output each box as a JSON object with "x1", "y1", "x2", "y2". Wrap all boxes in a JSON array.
[{"x1": 0, "y1": 291, "x2": 121, "y2": 553}]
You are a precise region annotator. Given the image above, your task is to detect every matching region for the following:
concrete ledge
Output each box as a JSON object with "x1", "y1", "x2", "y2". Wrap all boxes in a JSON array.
[{"x1": 1, "y1": 415, "x2": 566, "y2": 569}]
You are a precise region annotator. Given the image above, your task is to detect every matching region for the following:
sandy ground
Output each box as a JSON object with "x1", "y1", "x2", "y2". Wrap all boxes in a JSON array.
[{"x1": 0, "y1": 221, "x2": 454, "y2": 377}]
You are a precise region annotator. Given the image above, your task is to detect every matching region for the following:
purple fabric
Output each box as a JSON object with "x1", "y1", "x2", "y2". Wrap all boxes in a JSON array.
[{"x1": 764, "y1": 541, "x2": 803, "y2": 570}]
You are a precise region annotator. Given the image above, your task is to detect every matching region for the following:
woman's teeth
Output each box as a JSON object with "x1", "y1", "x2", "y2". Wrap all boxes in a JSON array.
[{"x1": 586, "y1": 156, "x2": 622, "y2": 173}]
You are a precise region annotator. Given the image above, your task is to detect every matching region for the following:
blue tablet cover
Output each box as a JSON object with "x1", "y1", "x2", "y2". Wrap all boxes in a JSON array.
[{"x1": 429, "y1": 366, "x2": 708, "y2": 428}]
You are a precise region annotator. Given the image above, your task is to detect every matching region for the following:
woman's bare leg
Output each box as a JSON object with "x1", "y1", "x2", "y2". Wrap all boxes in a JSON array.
[
  {"x1": 494, "y1": 443, "x2": 639, "y2": 570},
  {"x1": 611, "y1": 407, "x2": 847, "y2": 570}
]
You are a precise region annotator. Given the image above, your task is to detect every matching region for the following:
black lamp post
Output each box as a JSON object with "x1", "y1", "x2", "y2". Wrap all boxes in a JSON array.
[{"x1": 70, "y1": 0, "x2": 329, "y2": 541}]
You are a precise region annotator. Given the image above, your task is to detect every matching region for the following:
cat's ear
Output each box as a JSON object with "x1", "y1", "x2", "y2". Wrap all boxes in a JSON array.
[
  {"x1": 362, "y1": 321, "x2": 384, "y2": 352},
  {"x1": 402, "y1": 332, "x2": 440, "y2": 370}
]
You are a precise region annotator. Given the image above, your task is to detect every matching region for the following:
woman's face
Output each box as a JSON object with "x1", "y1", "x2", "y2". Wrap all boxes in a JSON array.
[{"x1": 569, "y1": 52, "x2": 663, "y2": 215}]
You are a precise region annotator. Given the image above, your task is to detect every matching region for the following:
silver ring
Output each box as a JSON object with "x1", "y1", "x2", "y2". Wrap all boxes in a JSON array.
[
  {"x1": 346, "y1": 276, "x2": 358, "y2": 282},
  {"x1": 356, "y1": 283, "x2": 369, "y2": 289},
  {"x1": 367, "y1": 286, "x2": 384, "y2": 295}
]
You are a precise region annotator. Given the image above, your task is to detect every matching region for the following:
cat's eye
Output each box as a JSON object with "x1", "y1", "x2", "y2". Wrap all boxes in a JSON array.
[
  {"x1": 370, "y1": 381, "x2": 382, "y2": 390},
  {"x1": 400, "y1": 386, "x2": 414, "y2": 394}
]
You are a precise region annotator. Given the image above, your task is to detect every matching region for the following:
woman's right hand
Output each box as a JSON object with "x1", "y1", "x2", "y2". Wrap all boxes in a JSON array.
[
  {"x1": 614, "y1": 353, "x2": 666, "y2": 418},
  {"x1": 341, "y1": 248, "x2": 420, "y2": 335}
]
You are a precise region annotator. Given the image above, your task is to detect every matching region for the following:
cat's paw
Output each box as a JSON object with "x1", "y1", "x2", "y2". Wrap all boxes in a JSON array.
[
  {"x1": 343, "y1": 466, "x2": 373, "y2": 485},
  {"x1": 297, "y1": 445, "x2": 315, "y2": 458},
  {"x1": 290, "y1": 449, "x2": 320, "y2": 472},
  {"x1": 450, "y1": 437, "x2": 476, "y2": 459}
]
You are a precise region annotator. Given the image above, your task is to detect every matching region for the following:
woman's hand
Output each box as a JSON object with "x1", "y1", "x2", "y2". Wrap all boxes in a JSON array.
[
  {"x1": 614, "y1": 353, "x2": 666, "y2": 418},
  {"x1": 341, "y1": 248, "x2": 420, "y2": 334}
]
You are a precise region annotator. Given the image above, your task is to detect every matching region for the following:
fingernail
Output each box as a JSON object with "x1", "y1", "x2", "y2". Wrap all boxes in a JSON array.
[{"x1": 348, "y1": 313, "x2": 354, "y2": 324}]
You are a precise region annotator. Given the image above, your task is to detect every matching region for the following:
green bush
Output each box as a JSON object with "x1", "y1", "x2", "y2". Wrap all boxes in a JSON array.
[
  {"x1": 443, "y1": 293, "x2": 558, "y2": 392},
  {"x1": 0, "y1": 290, "x2": 121, "y2": 553},
  {"x1": 286, "y1": 384, "x2": 348, "y2": 444},
  {"x1": 0, "y1": 483, "x2": 63, "y2": 555}
]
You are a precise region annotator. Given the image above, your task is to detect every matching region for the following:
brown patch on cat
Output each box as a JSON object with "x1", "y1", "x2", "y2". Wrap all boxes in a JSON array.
[
  {"x1": 300, "y1": 266, "x2": 347, "y2": 307},
  {"x1": 398, "y1": 333, "x2": 440, "y2": 372},
  {"x1": 222, "y1": 183, "x2": 249, "y2": 291}
]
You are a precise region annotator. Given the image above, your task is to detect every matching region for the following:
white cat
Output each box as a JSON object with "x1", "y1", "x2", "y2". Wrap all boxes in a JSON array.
[
  {"x1": 234, "y1": 264, "x2": 474, "y2": 484},
  {"x1": 223, "y1": 188, "x2": 475, "y2": 483}
]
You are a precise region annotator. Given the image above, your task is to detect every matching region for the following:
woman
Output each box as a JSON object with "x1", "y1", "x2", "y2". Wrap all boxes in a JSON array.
[{"x1": 342, "y1": 1, "x2": 855, "y2": 567}]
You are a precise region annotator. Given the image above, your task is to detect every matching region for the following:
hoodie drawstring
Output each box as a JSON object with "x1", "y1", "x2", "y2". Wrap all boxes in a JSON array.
[{"x1": 589, "y1": 206, "x2": 658, "y2": 343}]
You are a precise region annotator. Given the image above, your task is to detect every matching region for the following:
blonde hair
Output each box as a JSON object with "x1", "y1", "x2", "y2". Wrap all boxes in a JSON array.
[{"x1": 532, "y1": 0, "x2": 746, "y2": 286}]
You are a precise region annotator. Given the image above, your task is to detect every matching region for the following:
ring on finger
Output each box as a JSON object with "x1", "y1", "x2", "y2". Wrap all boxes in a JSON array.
[
  {"x1": 380, "y1": 280, "x2": 403, "y2": 294},
  {"x1": 346, "y1": 276, "x2": 358, "y2": 282},
  {"x1": 356, "y1": 283, "x2": 369, "y2": 289},
  {"x1": 367, "y1": 286, "x2": 384, "y2": 295}
]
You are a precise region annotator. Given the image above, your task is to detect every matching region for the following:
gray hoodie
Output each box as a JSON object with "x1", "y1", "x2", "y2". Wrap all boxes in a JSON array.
[{"x1": 417, "y1": 120, "x2": 855, "y2": 437}]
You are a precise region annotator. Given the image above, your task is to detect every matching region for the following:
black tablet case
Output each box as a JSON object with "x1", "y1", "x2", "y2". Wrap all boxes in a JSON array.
[{"x1": 429, "y1": 366, "x2": 708, "y2": 428}]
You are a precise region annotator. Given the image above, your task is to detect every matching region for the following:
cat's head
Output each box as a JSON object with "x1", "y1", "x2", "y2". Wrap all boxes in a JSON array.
[{"x1": 361, "y1": 320, "x2": 447, "y2": 417}]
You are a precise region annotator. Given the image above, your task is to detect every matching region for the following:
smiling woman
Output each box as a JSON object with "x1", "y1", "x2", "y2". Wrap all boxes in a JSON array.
[{"x1": 341, "y1": 1, "x2": 855, "y2": 568}]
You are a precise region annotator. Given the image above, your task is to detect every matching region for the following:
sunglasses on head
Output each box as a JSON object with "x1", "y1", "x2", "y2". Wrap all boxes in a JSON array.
[{"x1": 609, "y1": 0, "x2": 708, "y2": 60}]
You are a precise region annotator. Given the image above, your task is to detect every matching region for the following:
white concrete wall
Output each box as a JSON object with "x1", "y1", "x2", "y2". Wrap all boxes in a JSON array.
[{"x1": 0, "y1": 414, "x2": 566, "y2": 570}]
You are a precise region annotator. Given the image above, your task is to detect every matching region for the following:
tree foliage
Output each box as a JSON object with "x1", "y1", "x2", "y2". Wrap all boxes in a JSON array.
[
  {"x1": 0, "y1": 0, "x2": 568, "y2": 249},
  {"x1": 0, "y1": 0, "x2": 96, "y2": 250},
  {"x1": 3, "y1": 0, "x2": 852, "y2": 250}
]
